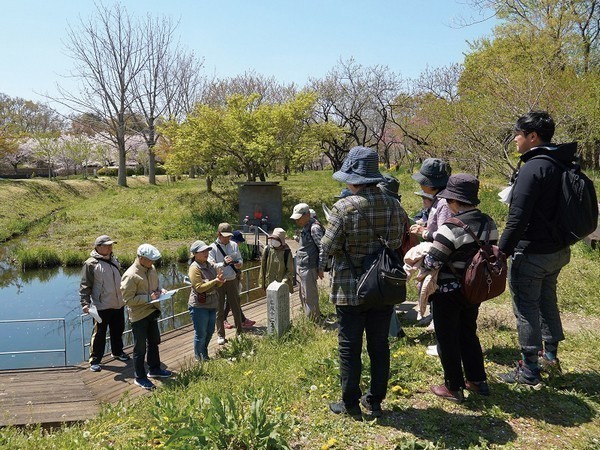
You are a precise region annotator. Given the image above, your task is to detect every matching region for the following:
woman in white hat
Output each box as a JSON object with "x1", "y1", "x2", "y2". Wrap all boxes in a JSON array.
[{"x1": 188, "y1": 240, "x2": 225, "y2": 361}]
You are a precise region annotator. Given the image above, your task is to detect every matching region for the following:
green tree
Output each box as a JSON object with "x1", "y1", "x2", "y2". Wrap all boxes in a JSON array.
[{"x1": 162, "y1": 92, "x2": 321, "y2": 190}]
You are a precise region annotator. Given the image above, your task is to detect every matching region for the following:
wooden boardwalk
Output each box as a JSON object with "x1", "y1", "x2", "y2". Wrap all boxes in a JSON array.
[{"x1": 0, "y1": 293, "x2": 304, "y2": 427}]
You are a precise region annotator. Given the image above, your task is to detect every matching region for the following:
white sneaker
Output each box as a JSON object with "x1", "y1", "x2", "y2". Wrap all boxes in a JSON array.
[
  {"x1": 425, "y1": 320, "x2": 435, "y2": 332},
  {"x1": 426, "y1": 345, "x2": 438, "y2": 357},
  {"x1": 217, "y1": 336, "x2": 227, "y2": 345}
]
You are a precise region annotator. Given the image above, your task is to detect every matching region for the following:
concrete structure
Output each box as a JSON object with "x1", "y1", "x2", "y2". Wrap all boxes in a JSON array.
[
  {"x1": 238, "y1": 182, "x2": 282, "y2": 231},
  {"x1": 266, "y1": 281, "x2": 290, "y2": 337}
]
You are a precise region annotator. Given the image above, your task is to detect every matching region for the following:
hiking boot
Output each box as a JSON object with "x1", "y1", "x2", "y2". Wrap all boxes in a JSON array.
[
  {"x1": 465, "y1": 380, "x2": 490, "y2": 396},
  {"x1": 112, "y1": 352, "x2": 131, "y2": 362},
  {"x1": 147, "y1": 368, "x2": 173, "y2": 378},
  {"x1": 430, "y1": 384, "x2": 464, "y2": 403},
  {"x1": 242, "y1": 318, "x2": 256, "y2": 328},
  {"x1": 328, "y1": 401, "x2": 362, "y2": 419},
  {"x1": 497, "y1": 361, "x2": 542, "y2": 389},
  {"x1": 223, "y1": 320, "x2": 234, "y2": 330},
  {"x1": 540, "y1": 354, "x2": 563, "y2": 377},
  {"x1": 360, "y1": 395, "x2": 383, "y2": 418},
  {"x1": 134, "y1": 378, "x2": 155, "y2": 390},
  {"x1": 89, "y1": 364, "x2": 101, "y2": 372}
]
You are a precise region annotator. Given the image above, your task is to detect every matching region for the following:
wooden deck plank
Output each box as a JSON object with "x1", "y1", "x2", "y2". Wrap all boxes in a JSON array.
[{"x1": 0, "y1": 292, "x2": 305, "y2": 426}]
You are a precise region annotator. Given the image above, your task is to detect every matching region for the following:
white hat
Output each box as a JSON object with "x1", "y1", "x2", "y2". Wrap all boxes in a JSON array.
[
  {"x1": 137, "y1": 244, "x2": 161, "y2": 261},
  {"x1": 290, "y1": 203, "x2": 310, "y2": 220},
  {"x1": 190, "y1": 240, "x2": 211, "y2": 253}
]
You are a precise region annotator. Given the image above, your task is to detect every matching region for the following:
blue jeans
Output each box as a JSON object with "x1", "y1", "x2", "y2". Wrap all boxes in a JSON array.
[
  {"x1": 131, "y1": 312, "x2": 161, "y2": 380},
  {"x1": 189, "y1": 306, "x2": 217, "y2": 360},
  {"x1": 336, "y1": 304, "x2": 393, "y2": 408},
  {"x1": 509, "y1": 248, "x2": 570, "y2": 357}
]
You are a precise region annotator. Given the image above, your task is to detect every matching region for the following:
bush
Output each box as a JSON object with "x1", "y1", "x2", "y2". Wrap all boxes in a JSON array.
[{"x1": 14, "y1": 248, "x2": 62, "y2": 269}]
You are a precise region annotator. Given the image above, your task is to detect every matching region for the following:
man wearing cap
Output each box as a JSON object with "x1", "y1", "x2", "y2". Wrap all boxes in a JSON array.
[
  {"x1": 209, "y1": 223, "x2": 244, "y2": 344},
  {"x1": 222, "y1": 230, "x2": 255, "y2": 329},
  {"x1": 121, "y1": 243, "x2": 172, "y2": 390},
  {"x1": 319, "y1": 146, "x2": 405, "y2": 419},
  {"x1": 80, "y1": 235, "x2": 129, "y2": 372},
  {"x1": 291, "y1": 202, "x2": 326, "y2": 322}
]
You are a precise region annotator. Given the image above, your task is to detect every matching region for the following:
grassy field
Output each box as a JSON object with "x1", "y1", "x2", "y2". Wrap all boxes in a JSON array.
[{"x1": 0, "y1": 171, "x2": 599, "y2": 449}]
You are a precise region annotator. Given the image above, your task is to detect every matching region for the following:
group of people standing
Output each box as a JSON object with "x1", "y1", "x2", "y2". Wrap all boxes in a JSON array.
[
  {"x1": 317, "y1": 110, "x2": 574, "y2": 417},
  {"x1": 80, "y1": 110, "x2": 575, "y2": 414}
]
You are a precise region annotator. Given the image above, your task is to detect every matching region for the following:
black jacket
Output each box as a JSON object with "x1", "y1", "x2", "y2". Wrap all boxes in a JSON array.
[{"x1": 499, "y1": 142, "x2": 577, "y2": 255}]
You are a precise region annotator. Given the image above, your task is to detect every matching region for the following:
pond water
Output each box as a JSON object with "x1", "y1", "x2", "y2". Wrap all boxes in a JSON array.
[{"x1": 0, "y1": 258, "x2": 261, "y2": 370}]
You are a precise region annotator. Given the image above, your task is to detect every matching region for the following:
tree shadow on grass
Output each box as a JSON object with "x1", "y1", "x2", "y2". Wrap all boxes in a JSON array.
[
  {"x1": 378, "y1": 406, "x2": 517, "y2": 448},
  {"x1": 465, "y1": 379, "x2": 597, "y2": 427}
]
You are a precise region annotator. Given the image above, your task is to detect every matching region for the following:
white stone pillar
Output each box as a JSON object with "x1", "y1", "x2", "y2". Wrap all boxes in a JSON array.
[{"x1": 266, "y1": 281, "x2": 290, "y2": 336}]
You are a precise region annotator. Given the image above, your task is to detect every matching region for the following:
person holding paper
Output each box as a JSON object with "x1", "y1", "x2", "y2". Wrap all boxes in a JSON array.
[
  {"x1": 188, "y1": 240, "x2": 225, "y2": 361},
  {"x1": 79, "y1": 235, "x2": 129, "y2": 373},
  {"x1": 121, "y1": 244, "x2": 172, "y2": 390},
  {"x1": 209, "y1": 223, "x2": 244, "y2": 345}
]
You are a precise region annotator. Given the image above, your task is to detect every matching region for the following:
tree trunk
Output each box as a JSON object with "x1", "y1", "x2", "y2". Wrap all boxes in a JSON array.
[
  {"x1": 148, "y1": 146, "x2": 156, "y2": 185},
  {"x1": 206, "y1": 175, "x2": 213, "y2": 193}
]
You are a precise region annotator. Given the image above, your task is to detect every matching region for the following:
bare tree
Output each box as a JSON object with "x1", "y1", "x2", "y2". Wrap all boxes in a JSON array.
[
  {"x1": 130, "y1": 15, "x2": 204, "y2": 184},
  {"x1": 309, "y1": 59, "x2": 403, "y2": 171},
  {"x1": 57, "y1": 3, "x2": 147, "y2": 187}
]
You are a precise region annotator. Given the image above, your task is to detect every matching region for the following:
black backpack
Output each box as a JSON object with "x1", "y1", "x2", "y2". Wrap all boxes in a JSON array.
[
  {"x1": 343, "y1": 198, "x2": 407, "y2": 306},
  {"x1": 533, "y1": 152, "x2": 598, "y2": 246}
]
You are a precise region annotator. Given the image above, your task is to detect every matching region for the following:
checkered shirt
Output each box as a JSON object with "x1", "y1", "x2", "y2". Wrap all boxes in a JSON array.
[{"x1": 320, "y1": 185, "x2": 406, "y2": 306}]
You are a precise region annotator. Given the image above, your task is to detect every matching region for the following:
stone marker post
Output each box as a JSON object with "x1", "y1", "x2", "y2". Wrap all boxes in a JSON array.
[{"x1": 266, "y1": 280, "x2": 290, "y2": 336}]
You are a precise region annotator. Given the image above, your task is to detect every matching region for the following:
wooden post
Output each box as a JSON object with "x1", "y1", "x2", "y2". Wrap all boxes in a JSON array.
[{"x1": 266, "y1": 281, "x2": 290, "y2": 337}]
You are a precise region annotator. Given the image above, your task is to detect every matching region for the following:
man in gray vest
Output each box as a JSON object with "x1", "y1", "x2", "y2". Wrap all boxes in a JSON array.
[
  {"x1": 291, "y1": 202, "x2": 325, "y2": 322},
  {"x1": 80, "y1": 235, "x2": 129, "y2": 372}
]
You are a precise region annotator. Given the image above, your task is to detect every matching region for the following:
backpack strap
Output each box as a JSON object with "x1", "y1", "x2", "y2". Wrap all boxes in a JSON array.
[
  {"x1": 261, "y1": 245, "x2": 270, "y2": 287},
  {"x1": 443, "y1": 216, "x2": 491, "y2": 279}
]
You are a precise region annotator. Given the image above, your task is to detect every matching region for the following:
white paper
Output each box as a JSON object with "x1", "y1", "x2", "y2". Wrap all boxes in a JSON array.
[
  {"x1": 498, "y1": 185, "x2": 513, "y2": 205},
  {"x1": 88, "y1": 304, "x2": 102, "y2": 323},
  {"x1": 148, "y1": 285, "x2": 191, "y2": 304}
]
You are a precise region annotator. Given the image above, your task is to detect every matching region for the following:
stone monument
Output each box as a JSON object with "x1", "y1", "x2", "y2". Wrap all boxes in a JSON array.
[{"x1": 266, "y1": 280, "x2": 290, "y2": 337}]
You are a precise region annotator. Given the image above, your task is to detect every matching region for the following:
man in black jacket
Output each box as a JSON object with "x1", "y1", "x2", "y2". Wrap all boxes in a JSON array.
[{"x1": 498, "y1": 111, "x2": 574, "y2": 388}]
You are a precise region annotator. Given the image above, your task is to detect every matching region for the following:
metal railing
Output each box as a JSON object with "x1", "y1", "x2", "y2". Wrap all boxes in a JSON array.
[
  {"x1": 80, "y1": 264, "x2": 262, "y2": 362},
  {"x1": 0, "y1": 318, "x2": 68, "y2": 367}
]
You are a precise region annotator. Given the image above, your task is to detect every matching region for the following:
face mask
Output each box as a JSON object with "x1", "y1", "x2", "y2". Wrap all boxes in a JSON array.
[{"x1": 270, "y1": 240, "x2": 282, "y2": 248}]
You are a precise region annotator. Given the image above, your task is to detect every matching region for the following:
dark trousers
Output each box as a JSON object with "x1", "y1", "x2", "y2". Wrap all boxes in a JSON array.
[
  {"x1": 509, "y1": 248, "x2": 570, "y2": 357},
  {"x1": 131, "y1": 313, "x2": 162, "y2": 380},
  {"x1": 336, "y1": 304, "x2": 394, "y2": 408},
  {"x1": 431, "y1": 290, "x2": 486, "y2": 391},
  {"x1": 89, "y1": 307, "x2": 125, "y2": 364}
]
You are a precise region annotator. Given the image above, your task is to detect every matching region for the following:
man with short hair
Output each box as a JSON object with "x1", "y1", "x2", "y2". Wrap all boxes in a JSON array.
[
  {"x1": 121, "y1": 244, "x2": 172, "y2": 390},
  {"x1": 291, "y1": 202, "x2": 325, "y2": 322},
  {"x1": 209, "y1": 222, "x2": 244, "y2": 345},
  {"x1": 498, "y1": 111, "x2": 575, "y2": 387},
  {"x1": 319, "y1": 146, "x2": 405, "y2": 418},
  {"x1": 80, "y1": 235, "x2": 129, "y2": 372}
]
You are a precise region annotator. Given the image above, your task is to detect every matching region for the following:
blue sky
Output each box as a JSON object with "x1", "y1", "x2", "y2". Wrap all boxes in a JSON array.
[{"x1": 1, "y1": 0, "x2": 496, "y2": 106}]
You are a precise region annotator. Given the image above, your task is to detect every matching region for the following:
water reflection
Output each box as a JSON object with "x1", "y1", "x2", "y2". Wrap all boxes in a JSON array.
[{"x1": 0, "y1": 260, "x2": 261, "y2": 370}]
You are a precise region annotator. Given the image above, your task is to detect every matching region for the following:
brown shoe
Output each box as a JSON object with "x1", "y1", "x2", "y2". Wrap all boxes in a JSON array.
[{"x1": 430, "y1": 384, "x2": 464, "y2": 403}]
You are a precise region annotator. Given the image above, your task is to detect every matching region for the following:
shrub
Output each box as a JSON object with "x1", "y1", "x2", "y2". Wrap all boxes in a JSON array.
[{"x1": 15, "y1": 248, "x2": 61, "y2": 269}]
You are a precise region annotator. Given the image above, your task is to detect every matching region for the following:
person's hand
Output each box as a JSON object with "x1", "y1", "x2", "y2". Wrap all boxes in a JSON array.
[
  {"x1": 234, "y1": 262, "x2": 242, "y2": 270},
  {"x1": 410, "y1": 224, "x2": 424, "y2": 235},
  {"x1": 82, "y1": 305, "x2": 89, "y2": 314},
  {"x1": 224, "y1": 255, "x2": 233, "y2": 264},
  {"x1": 150, "y1": 290, "x2": 161, "y2": 301},
  {"x1": 216, "y1": 272, "x2": 225, "y2": 283}
]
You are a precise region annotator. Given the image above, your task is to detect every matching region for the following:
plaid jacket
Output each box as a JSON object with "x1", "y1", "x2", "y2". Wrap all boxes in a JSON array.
[{"x1": 320, "y1": 185, "x2": 406, "y2": 306}]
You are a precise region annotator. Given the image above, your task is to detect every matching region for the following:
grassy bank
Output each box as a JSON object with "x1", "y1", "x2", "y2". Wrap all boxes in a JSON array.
[
  {"x1": 0, "y1": 171, "x2": 599, "y2": 449},
  {"x1": 0, "y1": 294, "x2": 598, "y2": 449}
]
